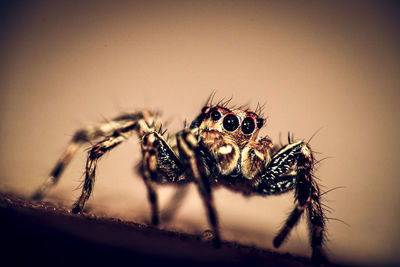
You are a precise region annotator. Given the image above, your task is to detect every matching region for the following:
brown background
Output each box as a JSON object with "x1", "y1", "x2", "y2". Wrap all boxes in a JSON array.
[{"x1": 1, "y1": 1, "x2": 399, "y2": 265}]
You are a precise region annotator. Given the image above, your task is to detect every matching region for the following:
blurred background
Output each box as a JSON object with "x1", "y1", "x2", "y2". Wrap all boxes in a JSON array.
[{"x1": 0, "y1": 1, "x2": 399, "y2": 265}]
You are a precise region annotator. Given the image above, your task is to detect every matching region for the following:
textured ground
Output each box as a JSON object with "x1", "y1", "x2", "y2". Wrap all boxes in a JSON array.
[{"x1": 0, "y1": 192, "x2": 338, "y2": 266}]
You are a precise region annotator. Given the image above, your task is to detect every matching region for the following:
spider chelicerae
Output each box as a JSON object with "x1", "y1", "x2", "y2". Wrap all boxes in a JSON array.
[{"x1": 32, "y1": 96, "x2": 327, "y2": 264}]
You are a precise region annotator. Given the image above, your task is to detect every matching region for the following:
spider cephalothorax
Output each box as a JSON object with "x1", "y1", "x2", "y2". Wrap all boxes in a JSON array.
[
  {"x1": 32, "y1": 98, "x2": 327, "y2": 264},
  {"x1": 190, "y1": 105, "x2": 272, "y2": 181}
]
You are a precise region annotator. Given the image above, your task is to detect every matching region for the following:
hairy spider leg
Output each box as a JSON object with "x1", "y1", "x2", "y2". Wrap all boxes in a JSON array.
[
  {"x1": 308, "y1": 179, "x2": 326, "y2": 264},
  {"x1": 176, "y1": 130, "x2": 221, "y2": 247},
  {"x1": 31, "y1": 132, "x2": 84, "y2": 201},
  {"x1": 31, "y1": 113, "x2": 150, "y2": 201},
  {"x1": 252, "y1": 141, "x2": 327, "y2": 263},
  {"x1": 140, "y1": 146, "x2": 160, "y2": 225},
  {"x1": 140, "y1": 131, "x2": 185, "y2": 225},
  {"x1": 72, "y1": 113, "x2": 155, "y2": 214}
]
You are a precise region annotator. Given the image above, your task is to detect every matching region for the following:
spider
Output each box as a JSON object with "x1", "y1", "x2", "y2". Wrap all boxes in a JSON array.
[{"x1": 32, "y1": 96, "x2": 327, "y2": 264}]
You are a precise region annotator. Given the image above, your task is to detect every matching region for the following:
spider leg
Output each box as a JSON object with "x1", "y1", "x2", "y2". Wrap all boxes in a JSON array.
[
  {"x1": 31, "y1": 131, "x2": 86, "y2": 200},
  {"x1": 140, "y1": 147, "x2": 160, "y2": 225},
  {"x1": 161, "y1": 185, "x2": 189, "y2": 223},
  {"x1": 273, "y1": 202, "x2": 305, "y2": 248},
  {"x1": 140, "y1": 131, "x2": 185, "y2": 225},
  {"x1": 308, "y1": 180, "x2": 326, "y2": 264},
  {"x1": 32, "y1": 112, "x2": 154, "y2": 200},
  {"x1": 72, "y1": 113, "x2": 155, "y2": 214},
  {"x1": 252, "y1": 141, "x2": 327, "y2": 263},
  {"x1": 176, "y1": 130, "x2": 221, "y2": 247}
]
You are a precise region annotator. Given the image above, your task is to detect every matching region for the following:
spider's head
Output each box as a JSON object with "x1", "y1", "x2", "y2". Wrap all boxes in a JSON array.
[{"x1": 190, "y1": 105, "x2": 266, "y2": 142}]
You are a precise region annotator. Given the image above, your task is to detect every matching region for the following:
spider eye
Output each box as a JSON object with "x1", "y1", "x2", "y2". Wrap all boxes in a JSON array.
[
  {"x1": 241, "y1": 117, "x2": 255, "y2": 134},
  {"x1": 223, "y1": 114, "x2": 239, "y2": 132},
  {"x1": 211, "y1": 110, "x2": 222, "y2": 121}
]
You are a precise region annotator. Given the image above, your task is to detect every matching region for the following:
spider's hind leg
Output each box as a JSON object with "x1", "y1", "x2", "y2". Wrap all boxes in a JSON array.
[
  {"x1": 32, "y1": 122, "x2": 127, "y2": 200},
  {"x1": 32, "y1": 112, "x2": 154, "y2": 201},
  {"x1": 70, "y1": 111, "x2": 158, "y2": 214},
  {"x1": 31, "y1": 130, "x2": 87, "y2": 200}
]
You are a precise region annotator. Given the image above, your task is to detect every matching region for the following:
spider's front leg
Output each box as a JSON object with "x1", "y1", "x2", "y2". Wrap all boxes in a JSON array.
[
  {"x1": 253, "y1": 141, "x2": 327, "y2": 264},
  {"x1": 176, "y1": 130, "x2": 221, "y2": 247}
]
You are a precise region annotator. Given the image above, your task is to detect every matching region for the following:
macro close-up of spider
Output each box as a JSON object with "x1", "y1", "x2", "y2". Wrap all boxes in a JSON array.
[
  {"x1": 2, "y1": 1, "x2": 400, "y2": 266},
  {"x1": 32, "y1": 96, "x2": 327, "y2": 264}
]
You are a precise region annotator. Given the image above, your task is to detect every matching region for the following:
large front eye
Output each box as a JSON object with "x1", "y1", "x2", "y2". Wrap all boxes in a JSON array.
[
  {"x1": 223, "y1": 114, "x2": 239, "y2": 131},
  {"x1": 241, "y1": 117, "x2": 256, "y2": 134}
]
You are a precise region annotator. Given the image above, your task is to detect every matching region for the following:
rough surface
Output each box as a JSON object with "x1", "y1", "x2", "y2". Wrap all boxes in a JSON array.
[{"x1": 0, "y1": 192, "x2": 337, "y2": 266}]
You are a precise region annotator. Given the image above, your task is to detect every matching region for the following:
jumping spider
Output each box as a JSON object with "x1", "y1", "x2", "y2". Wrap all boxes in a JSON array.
[{"x1": 32, "y1": 97, "x2": 327, "y2": 264}]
